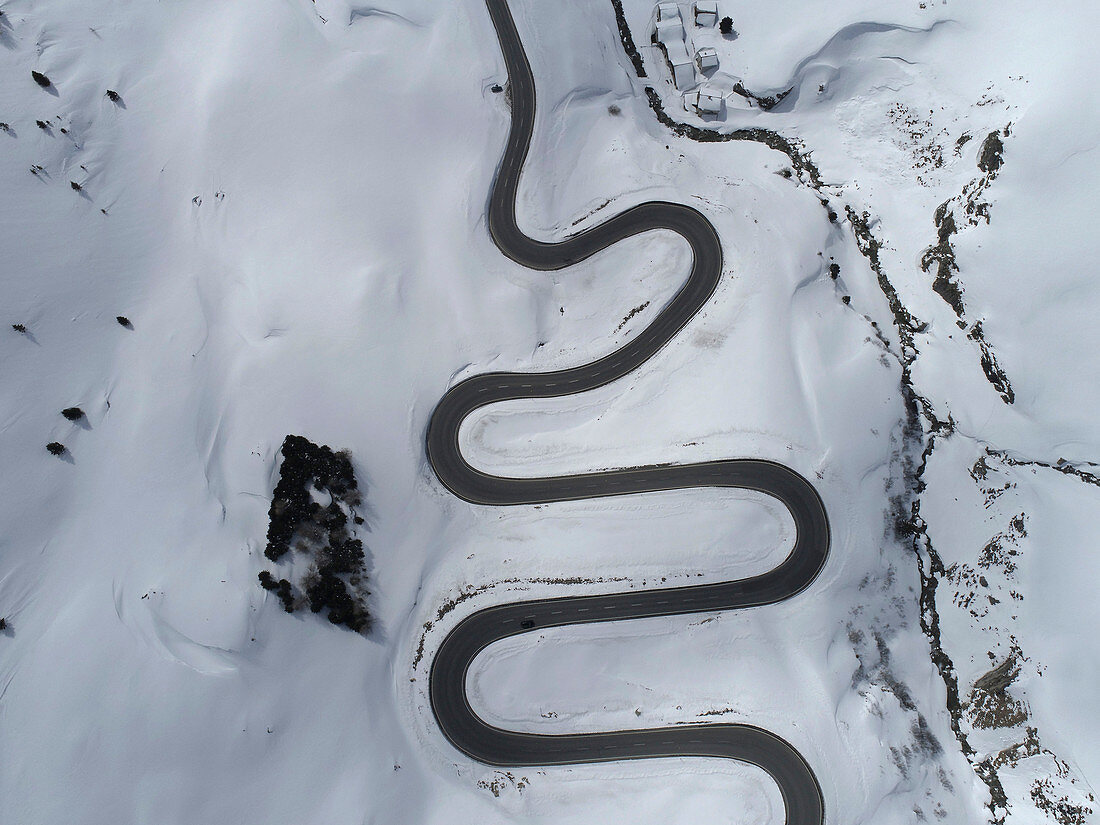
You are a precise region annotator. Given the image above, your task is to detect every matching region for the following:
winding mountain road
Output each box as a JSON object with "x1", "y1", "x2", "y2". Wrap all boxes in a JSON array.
[{"x1": 425, "y1": 1, "x2": 829, "y2": 822}]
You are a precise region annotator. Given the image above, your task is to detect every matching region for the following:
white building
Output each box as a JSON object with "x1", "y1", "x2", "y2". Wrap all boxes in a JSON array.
[
  {"x1": 694, "y1": 1, "x2": 718, "y2": 27},
  {"x1": 657, "y1": 2, "x2": 681, "y2": 22},
  {"x1": 665, "y1": 40, "x2": 694, "y2": 88},
  {"x1": 653, "y1": 2, "x2": 695, "y2": 90},
  {"x1": 695, "y1": 46, "x2": 718, "y2": 72},
  {"x1": 655, "y1": 16, "x2": 685, "y2": 44},
  {"x1": 696, "y1": 85, "x2": 723, "y2": 114},
  {"x1": 686, "y1": 86, "x2": 722, "y2": 115}
]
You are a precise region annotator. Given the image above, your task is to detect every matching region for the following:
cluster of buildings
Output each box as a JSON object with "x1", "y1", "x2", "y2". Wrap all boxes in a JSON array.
[{"x1": 652, "y1": 2, "x2": 726, "y2": 116}]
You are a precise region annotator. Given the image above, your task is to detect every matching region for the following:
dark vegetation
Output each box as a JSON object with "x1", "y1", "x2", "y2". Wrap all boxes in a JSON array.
[
  {"x1": 609, "y1": 0, "x2": 646, "y2": 77},
  {"x1": 644, "y1": 88, "x2": 822, "y2": 186},
  {"x1": 258, "y1": 571, "x2": 295, "y2": 612},
  {"x1": 61, "y1": 407, "x2": 84, "y2": 421},
  {"x1": 12, "y1": 323, "x2": 26, "y2": 333},
  {"x1": 70, "y1": 181, "x2": 83, "y2": 192},
  {"x1": 116, "y1": 315, "x2": 132, "y2": 328},
  {"x1": 259, "y1": 435, "x2": 372, "y2": 633},
  {"x1": 31, "y1": 70, "x2": 51, "y2": 88},
  {"x1": 719, "y1": 16, "x2": 734, "y2": 35},
  {"x1": 46, "y1": 442, "x2": 65, "y2": 456},
  {"x1": 105, "y1": 89, "x2": 122, "y2": 103},
  {"x1": 730, "y1": 82, "x2": 792, "y2": 111}
]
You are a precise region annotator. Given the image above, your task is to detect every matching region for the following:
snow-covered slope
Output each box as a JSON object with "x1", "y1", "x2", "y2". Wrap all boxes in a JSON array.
[{"x1": 1, "y1": 0, "x2": 1096, "y2": 823}]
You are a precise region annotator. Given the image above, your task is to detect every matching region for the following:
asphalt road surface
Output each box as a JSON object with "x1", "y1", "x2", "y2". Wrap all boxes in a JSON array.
[{"x1": 425, "y1": 2, "x2": 830, "y2": 822}]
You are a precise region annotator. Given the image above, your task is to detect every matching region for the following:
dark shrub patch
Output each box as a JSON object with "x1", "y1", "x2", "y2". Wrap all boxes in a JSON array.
[
  {"x1": 46, "y1": 442, "x2": 65, "y2": 456},
  {"x1": 31, "y1": 70, "x2": 51, "y2": 88},
  {"x1": 61, "y1": 407, "x2": 84, "y2": 421},
  {"x1": 105, "y1": 89, "x2": 122, "y2": 102},
  {"x1": 258, "y1": 435, "x2": 371, "y2": 633},
  {"x1": 116, "y1": 316, "x2": 132, "y2": 328},
  {"x1": 264, "y1": 435, "x2": 358, "y2": 561},
  {"x1": 12, "y1": 323, "x2": 26, "y2": 333},
  {"x1": 720, "y1": 16, "x2": 734, "y2": 35}
]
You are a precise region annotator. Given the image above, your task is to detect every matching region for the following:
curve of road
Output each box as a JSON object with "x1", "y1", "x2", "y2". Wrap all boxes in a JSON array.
[{"x1": 426, "y1": 2, "x2": 829, "y2": 823}]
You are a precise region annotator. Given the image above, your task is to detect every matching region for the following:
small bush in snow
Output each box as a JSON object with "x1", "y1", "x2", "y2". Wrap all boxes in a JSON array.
[
  {"x1": 31, "y1": 71, "x2": 51, "y2": 88},
  {"x1": 61, "y1": 407, "x2": 84, "y2": 421},
  {"x1": 105, "y1": 89, "x2": 122, "y2": 103},
  {"x1": 116, "y1": 316, "x2": 132, "y2": 328},
  {"x1": 46, "y1": 442, "x2": 65, "y2": 456},
  {"x1": 720, "y1": 16, "x2": 734, "y2": 35},
  {"x1": 12, "y1": 323, "x2": 26, "y2": 333}
]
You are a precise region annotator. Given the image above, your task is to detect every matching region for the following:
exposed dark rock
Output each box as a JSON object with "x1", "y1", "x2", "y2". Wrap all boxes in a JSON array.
[
  {"x1": 978, "y1": 131, "x2": 1005, "y2": 175},
  {"x1": 922, "y1": 201, "x2": 965, "y2": 317}
]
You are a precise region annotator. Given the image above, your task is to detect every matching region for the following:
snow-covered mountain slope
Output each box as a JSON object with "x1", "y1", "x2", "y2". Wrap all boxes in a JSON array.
[{"x1": 1, "y1": 0, "x2": 1097, "y2": 823}]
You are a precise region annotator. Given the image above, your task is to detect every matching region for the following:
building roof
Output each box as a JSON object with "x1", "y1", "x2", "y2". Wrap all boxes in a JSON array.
[
  {"x1": 656, "y1": 17, "x2": 685, "y2": 44},
  {"x1": 697, "y1": 85, "x2": 722, "y2": 112},
  {"x1": 657, "y1": 3, "x2": 681, "y2": 21},
  {"x1": 695, "y1": 0, "x2": 718, "y2": 13},
  {"x1": 666, "y1": 40, "x2": 692, "y2": 68}
]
